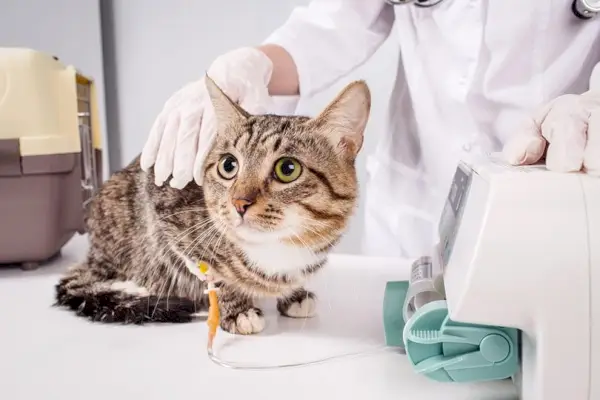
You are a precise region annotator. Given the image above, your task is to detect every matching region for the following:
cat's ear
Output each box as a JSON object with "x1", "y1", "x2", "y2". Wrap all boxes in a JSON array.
[
  {"x1": 308, "y1": 80, "x2": 371, "y2": 158},
  {"x1": 204, "y1": 74, "x2": 250, "y2": 127}
]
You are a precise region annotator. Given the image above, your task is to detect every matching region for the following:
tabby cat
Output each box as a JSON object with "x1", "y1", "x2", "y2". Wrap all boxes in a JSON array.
[{"x1": 54, "y1": 76, "x2": 371, "y2": 334}]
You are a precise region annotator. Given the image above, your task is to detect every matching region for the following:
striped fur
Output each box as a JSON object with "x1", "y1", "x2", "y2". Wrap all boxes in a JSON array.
[{"x1": 54, "y1": 79, "x2": 371, "y2": 334}]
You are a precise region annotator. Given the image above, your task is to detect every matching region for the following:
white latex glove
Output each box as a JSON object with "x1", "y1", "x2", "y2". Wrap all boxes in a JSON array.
[
  {"x1": 503, "y1": 90, "x2": 600, "y2": 176},
  {"x1": 140, "y1": 47, "x2": 274, "y2": 188}
]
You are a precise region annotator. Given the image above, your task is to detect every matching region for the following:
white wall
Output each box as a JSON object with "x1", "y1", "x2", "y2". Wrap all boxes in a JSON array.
[
  {"x1": 0, "y1": 0, "x2": 109, "y2": 179},
  {"x1": 104, "y1": 0, "x2": 398, "y2": 254}
]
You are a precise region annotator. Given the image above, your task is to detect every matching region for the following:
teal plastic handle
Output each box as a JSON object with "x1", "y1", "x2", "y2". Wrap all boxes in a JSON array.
[
  {"x1": 383, "y1": 281, "x2": 410, "y2": 348},
  {"x1": 383, "y1": 281, "x2": 520, "y2": 383}
]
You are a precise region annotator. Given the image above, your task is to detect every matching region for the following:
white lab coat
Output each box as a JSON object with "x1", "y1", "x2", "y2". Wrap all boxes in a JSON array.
[{"x1": 265, "y1": 0, "x2": 600, "y2": 259}]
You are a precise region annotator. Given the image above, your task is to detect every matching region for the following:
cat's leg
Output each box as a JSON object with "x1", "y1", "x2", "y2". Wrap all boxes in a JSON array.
[
  {"x1": 55, "y1": 258, "x2": 199, "y2": 324},
  {"x1": 218, "y1": 285, "x2": 265, "y2": 335},
  {"x1": 277, "y1": 288, "x2": 317, "y2": 318}
]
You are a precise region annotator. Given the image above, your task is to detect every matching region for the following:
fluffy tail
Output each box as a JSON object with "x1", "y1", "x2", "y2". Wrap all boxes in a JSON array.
[{"x1": 54, "y1": 268, "x2": 200, "y2": 324}]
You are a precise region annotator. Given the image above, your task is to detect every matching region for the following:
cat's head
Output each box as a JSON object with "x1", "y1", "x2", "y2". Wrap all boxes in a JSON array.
[{"x1": 201, "y1": 76, "x2": 371, "y2": 251}]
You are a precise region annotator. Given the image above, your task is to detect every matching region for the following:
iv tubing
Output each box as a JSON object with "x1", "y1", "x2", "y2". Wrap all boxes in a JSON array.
[
  {"x1": 206, "y1": 343, "x2": 401, "y2": 371},
  {"x1": 202, "y1": 261, "x2": 403, "y2": 370}
]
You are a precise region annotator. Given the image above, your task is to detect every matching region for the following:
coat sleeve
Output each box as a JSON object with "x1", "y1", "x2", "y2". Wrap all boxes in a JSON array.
[{"x1": 263, "y1": 0, "x2": 395, "y2": 98}]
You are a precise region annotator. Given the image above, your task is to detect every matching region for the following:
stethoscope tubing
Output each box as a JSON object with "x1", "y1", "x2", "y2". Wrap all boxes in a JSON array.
[{"x1": 385, "y1": 0, "x2": 598, "y2": 19}]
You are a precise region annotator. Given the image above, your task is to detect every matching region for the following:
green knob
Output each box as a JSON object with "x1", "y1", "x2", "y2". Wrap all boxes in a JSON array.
[{"x1": 479, "y1": 334, "x2": 510, "y2": 363}]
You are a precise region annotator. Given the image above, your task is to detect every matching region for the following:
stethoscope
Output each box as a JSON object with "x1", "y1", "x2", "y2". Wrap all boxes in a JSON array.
[{"x1": 384, "y1": 0, "x2": 600, "y2": 20}]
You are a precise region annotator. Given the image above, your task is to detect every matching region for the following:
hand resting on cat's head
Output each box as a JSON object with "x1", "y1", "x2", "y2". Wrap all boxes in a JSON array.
[{"x1": 54, "y1": 76, "x2": 371, "y2": 335}]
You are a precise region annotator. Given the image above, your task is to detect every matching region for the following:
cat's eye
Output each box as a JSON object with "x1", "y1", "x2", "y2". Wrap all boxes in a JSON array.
[
  {"x1": 273, "y1": 157, "x2": 302, "y2": 183},
  {"x1": 217, "y1": 154, "x2": 239, "y2": 180}
]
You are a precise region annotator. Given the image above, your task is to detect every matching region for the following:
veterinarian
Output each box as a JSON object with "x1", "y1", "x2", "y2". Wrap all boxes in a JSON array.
[{"x1": 140, "y1": 0, "x2": 600, "y2": 259}]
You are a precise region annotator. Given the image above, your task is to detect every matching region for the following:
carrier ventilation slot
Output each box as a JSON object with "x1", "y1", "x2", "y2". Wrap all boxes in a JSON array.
[{"x1": 76, "y1": 77, "x2": 99, "y2": 207}]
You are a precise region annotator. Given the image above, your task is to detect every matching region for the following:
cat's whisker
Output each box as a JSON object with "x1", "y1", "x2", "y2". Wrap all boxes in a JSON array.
[
  {"x1": 156, "y1": 207, "x2": 206, "y2": 221},
  {"x1": 300, "y1": 225, "x2": 337, "y2": 250},
  {"x1": 151, "y1": 219, "x2": 214, "y2": 272},
  {"x1": 195, "y1": 221, "x2": 227, "y2": 270},
  {"x1": 297, "y1": 214, "x2": 340, "y2": 246},
  {"x1": 173, "y1": 228, "x2": 218, "y2": 306},
  {"x1": 186, "y1": 221, "x2": 228, "y2": 307},
  {"x1": 295, "y1": 217, "x2": 325, "y2": 231},
  {"x1": 208, "y1": 222, "x2": 229, "y2": 268},
  {"x1": 295, "y1": 214, "x2": 334, "y2": 231},
  {"x1": 146, "y1": 217, "x2": 213, "y2": 272},
  {"x1": 150, "y1": 273, "x2": 172, "y2": 318},
  {"x1": 183, "y1": 224, "x2": 221, "y2": 263},
  {"x1": 175, "y1": 225, "x2": 216, "y2": 296},
  {"x1": 146, "y1": 222, "x2": 215, "y2": 317},
  {"x1": 179, "y1": 223, "x2": 226, "y2": 299},
  {"x1": 164, "y1": 259, "x2": 189, "y2": 312},
  {"x1": 147, "y1": 219, "x2": 217, "y2": 317}
]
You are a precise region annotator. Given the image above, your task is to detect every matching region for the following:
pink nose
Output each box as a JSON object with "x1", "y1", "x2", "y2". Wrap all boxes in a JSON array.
[{"x1": 233, "y1": 198, "x2": 254, "y2": 216}]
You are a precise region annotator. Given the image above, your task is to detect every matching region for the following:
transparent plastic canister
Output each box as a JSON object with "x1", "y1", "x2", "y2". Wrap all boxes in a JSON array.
[{"x1": 402, "y1": 251, "x2": 447, "y2": 323}]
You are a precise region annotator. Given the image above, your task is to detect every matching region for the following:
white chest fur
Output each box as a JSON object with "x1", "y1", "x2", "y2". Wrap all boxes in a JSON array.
[{"x1": 240, "y1": 240, "x2": 326, "y2": 277}]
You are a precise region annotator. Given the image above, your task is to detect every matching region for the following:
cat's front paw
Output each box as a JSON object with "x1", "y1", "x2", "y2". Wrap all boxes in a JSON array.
[
  {"x1": 277, "y1": 290, "x2": 317, "y2": 318},
  {"x1": 221, "y1": 307, "x2": 265, "y2": 335}
]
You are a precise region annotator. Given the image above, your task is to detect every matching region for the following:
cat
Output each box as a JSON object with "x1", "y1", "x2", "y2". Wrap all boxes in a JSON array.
[{"x1": 54, "y1": 76, "x2": 371, "y2": 335}]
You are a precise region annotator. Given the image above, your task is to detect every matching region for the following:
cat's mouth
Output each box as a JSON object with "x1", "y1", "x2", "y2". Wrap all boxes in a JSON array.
[
  {"x1": 230, "y1": 214, "x2": 273, "y2": 232},
  {"x1": 229, "y1": 215, "x2": 265, "y2": 236}
]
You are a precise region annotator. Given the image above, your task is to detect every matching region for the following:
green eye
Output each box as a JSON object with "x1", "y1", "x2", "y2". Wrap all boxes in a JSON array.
[
  {"x1": 217, "y1": 154, "x2": 239, "y2": 180},
  {"x1": 274, "y1": 157, "x2": 302, "y2": 183}
]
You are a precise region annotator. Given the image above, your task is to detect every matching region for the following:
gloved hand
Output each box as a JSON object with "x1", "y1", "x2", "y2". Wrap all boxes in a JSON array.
[
  {"x1": 140, "y1": 47, "x2": 274, "y2": 188},
  {"x1": 503, "y1": 90, "x2": 600, "y2": 176}
]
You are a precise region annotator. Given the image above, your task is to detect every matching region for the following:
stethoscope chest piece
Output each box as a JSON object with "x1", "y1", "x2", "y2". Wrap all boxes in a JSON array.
[
  {"x1": 572, "y1": 0, "x2": 600, "y2": 19},
  {"x1": 386, "y1": 0, "x2": 416, "y2": 4},
  {"x1": 415, "y1": 0, "x2": 445, "y2": 7},
  {"x1": 386, "y1": 0, "x2": 444, "y2": 6}
]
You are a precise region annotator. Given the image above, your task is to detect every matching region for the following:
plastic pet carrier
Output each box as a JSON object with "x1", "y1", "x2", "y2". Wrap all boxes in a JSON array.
[{"x1": 0, "y1": 48, "x2": 103, "y2": 270}]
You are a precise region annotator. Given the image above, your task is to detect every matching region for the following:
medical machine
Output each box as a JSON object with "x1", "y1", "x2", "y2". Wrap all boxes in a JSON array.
[
  {"x1": 0, "y1": 48, "x2": 103, "y2": 270},
  {"x1": 383, "y1": 154, "x2": 599, "y2": 399}
]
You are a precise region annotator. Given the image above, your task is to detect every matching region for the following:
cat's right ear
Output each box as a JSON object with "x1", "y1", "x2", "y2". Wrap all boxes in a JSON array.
[{"x1": 204, "y1": 74, "x2": 250, "y2": 128}]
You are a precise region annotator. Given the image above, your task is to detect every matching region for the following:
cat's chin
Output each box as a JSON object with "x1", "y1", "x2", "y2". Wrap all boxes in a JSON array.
[{"x1": 232, "y1": 224, "x2": 287, "y2": 244}]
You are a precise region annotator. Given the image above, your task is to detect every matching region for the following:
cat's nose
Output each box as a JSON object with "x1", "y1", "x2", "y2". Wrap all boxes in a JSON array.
[{"x1": 233, "y1": 198, "x2": 255, "y2": 217}]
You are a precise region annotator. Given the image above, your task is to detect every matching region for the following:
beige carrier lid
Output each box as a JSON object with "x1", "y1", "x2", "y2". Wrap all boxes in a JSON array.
[{"x1": 0, "y1": 47, "x2": 102, "y2": 156}]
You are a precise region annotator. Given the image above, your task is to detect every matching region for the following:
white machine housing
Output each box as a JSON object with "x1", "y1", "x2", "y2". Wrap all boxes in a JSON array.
[{"x1": 439, "y1": 154, "x2": 599, "y2": 400}]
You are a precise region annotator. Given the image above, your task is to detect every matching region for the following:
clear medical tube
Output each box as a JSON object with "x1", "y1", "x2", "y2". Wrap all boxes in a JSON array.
[
  {"x1": 402, "y1": 254, "x2": 446, "y2": 323},
  {"x1": 207, "y1": 345, "x2": 402, "y2": 370},
  {"x1": 202, "y1": 260, "x2": 404, "y2": 371}
]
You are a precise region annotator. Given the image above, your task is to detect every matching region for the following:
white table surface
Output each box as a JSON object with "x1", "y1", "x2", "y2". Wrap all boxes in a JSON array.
[{"x1": 0, "y1": 235, "x2": 518, "y2": 400}]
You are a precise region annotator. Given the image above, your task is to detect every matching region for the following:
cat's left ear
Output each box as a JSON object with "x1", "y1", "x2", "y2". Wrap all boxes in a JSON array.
[
  {"x1": 307, "y1": 80, "x2": 371, "y2": 158},
  {"x1": 204, "y1": 74, "x2": 250, "y2": 128}
]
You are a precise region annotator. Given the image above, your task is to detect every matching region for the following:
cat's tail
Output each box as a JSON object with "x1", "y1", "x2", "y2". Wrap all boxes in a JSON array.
[{"x1": 54, "y1": 264, "x2": 200, "y2": 324}]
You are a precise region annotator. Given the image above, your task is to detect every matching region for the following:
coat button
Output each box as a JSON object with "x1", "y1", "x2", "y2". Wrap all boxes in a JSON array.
[{"x1": 462, "y1": 143, "x2": 472, "y2": 152}]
